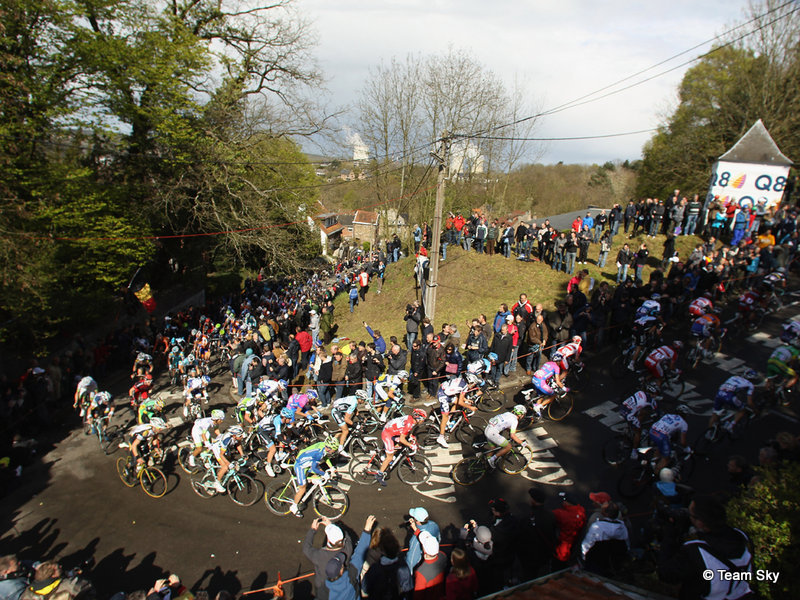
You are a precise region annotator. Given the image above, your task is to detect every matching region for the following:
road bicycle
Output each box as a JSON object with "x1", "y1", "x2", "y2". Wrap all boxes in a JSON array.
[
  {"x1": 563, "y1": 362, "x2": 587, "y2": 392},
  {"x1": 694, "y1": 404, "x2": 760, "y2": 456},
  {"x1": 349, "y1": 444, "x2": 432, "y2": 487},
  {"x1": 264, "y1": 468, "x2": 349, "y2": 520},
  {"x1": 116, "y1": 452, "x2": 168, "y2": 498},
  {"x1": 190, "y1": 454, "x2": 264, "y2": 506},
  {"x1": 360, "y1": 397, "x2": 408, "y2": 434},
  {"x1": 617, "y1": 446, "x2": 694, "y2": 498},
  {"x1": 634, "y1": 371, "x2": 685, "y2": 400},
  {"x1": 83, "y1": 413, "x2": 122, "y2": 455},
  {"x1": 517, "y1": 386, "x2": 574, "y2": 428},
  {"x1": 415, "y1": 406, "x2": 487, "y2": 449},
  {"x1": 686, "y1": 329, "x2": 726, "y2": 370},
  {"x1": 466, "y1": 382, "x2": 505, "y2": 413},
  {"x1": 602, "y1": 421, "x2": 654, "y2": 467},
  {"x1": 451, "y1": 439, "x2": 531, "y2": 485}
]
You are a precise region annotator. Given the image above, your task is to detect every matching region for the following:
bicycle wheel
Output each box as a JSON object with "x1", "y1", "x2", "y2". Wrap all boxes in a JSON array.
[
  {"x1": 397, "y1": 454, "x2": 432, "y2": 486},
  {"x1": 548, "y1": 394, "x2": 573, "y2": 421},
  {"x1": 694, "y1": 426, "x2": 719, "y2": 456},
  {"x1": 617, "y1": 463, "x2": 651, "y2": 498},
  {"x1": 500, "y1": 446, "x2": 531, "y2": 475},
  {"x1": 116, "y1": 456, "x2": 138, "y2": 488},
  {"x1": 346, "y1": 437, "x2": 379, "y2": 462},
  {"x1": 359, "y1": 416, "x2": 380, "y2": 436},
  {"x1": 349, "y1": 455, "x2": 379, "y2": 485},
  {"x1": 603, "y1": 435, "x2": 633, "y2": 467},
  {"x1": 313, "y1": 484, "x2": 349, "y2": 520},
  {"x1": 227, "y1": 473, "x2": 263, "y2": 506},
  {"x1": 140, "y1": 467, "x2": 168, "y2": 498},
  {"x1": 264, "y1": 480, "x2": 294, "y2": 515},
  {"x1": 455, "y1": 415, "x2": 487, "y2": 445},
  {"x1": 451, "y1": 457, "x2": 487, "y2": 485},
  {"x1": 517, "y1": 412, "x2": 539, "y2": 432},
  {"x1": 191, "y1": 474, "x2": 217, "y2": 499},
  {"x1": 178, "y1": 446, "x2": 202, "y2": 474},
  {"x1": 477, "y1": 389, "x2": 504, "y2": 412},
  {"x1": 415, "y1": 423, "x2": 441, "y2": 449},
  {"x1": 102, "y1": 425, "x2": 121, "y2": 455}
]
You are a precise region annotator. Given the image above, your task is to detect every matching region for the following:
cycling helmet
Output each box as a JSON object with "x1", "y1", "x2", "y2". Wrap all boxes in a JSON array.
[
  {"x1": 675, "y1": 405, "x2": 691, "y2": 416},
  {"x1": 645, "y1": 382, "x2": 660, "y2": 396},
  {"x1": 412, "y1": 408, "x2": 427, "y2": 421},
  {"x1": 465, "y1": 373, "x2": 480, "y2": 386},
  {"x1": 641, "y1": 300, "x2": 661, "y2": 316},
  {"x1": 488, "y1": 352, "x2": 498, "y2": 362},
  {"x1": 201, "y1": 375, "x2": 211, "y2": 385},
  {"x1": 396, "y1": 370, "x2": 409, "y2": 380},
  {"x1": 171, "y1": 346, "x2": 179, "y2": 354},
  {"x1": 137, "y1": 352, "x2": 152, "y2": 363},
  {"x1": 466, "y1": 360, "x2": 485, "y2": 375},
  {"x1": 572, "y1": 336, "x2": 582, "y2": 345},
  {"x1": 355, "y1": 390, "x2": 369, "y2": 400},
  {"x1": 153, "y1": 398, "x2": 165, "y2": 411},
  {"x1": 743, "y1": 368, "x2": 760, "y2": 382},
  {"x1": 186, "y1": 353, "x2": 196, "y2": 363},
  {"x1": 149, "y1": 417, "x2": 168, "y2": 430},
  {"x1": 324, "y1": 437, "x2": 340, "y2": 451},
  {"x1": 95, "y1": 391, "x2": 112, "y2": 403},
  {"x1": 512, "y1": 404, "x2": 526, "y2": 416},
  {"x1": 228, "y1": 425, "x2": 244, "y2": 437},
  {"x1": 650, "y1": 293, "x2": 662, "y2": 301},
  {"x1": 305, "y1": 389, "x2": 319, "y2": 401},
  {"x1": 672, "y1": 341, "x2": 684, "y2": 352},
  {"x1": 277, "y1": 379, "x2": 288, "y2": 390},
  {"x1": 211, "y1": 409, "x2": 225, "y2": 421},
  {"x1": 191, "y1": 329, "x2": 198, "y2": 337},
  {"x1": 659, "y1": 467, "x2": 675, "y2": 483},
  {"x1": 280, "y1": 408, "x2": 294, "y2": 419}
]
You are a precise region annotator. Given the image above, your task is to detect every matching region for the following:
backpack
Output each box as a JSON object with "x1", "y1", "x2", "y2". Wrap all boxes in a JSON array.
[{"x1": 366, "y1": 561, "x2": 402, "y2": 600}]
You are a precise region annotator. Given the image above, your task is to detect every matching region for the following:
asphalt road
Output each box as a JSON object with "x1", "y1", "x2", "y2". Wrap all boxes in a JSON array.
[{"x1": 3, "y1": 301, "x2": 799, "y2": 599}]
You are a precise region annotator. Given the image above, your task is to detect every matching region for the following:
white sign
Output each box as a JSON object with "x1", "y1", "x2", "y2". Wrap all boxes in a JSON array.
[{"x1": 706, "y1": 160, "x2": 790, "y2": 209}]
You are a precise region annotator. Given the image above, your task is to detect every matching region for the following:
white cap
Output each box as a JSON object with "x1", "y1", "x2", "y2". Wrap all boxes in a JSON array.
[
  {"x1": 419, "y1": 531, "x2": 439, "y2": 556},
  {"x1": 408, "y1": 507, "x2": 428, "y2": 522},
  {"x1": 325, "y1": 524, "x2": 344, "y2": 546}
]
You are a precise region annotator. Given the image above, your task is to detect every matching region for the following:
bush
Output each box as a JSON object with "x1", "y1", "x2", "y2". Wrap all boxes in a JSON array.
[
  {"x1": 727, "y1": 462, "x2": 800, "y2": 599},
  {"x1": 362, "y1": 241, "x2": 370, "y2": 252}
]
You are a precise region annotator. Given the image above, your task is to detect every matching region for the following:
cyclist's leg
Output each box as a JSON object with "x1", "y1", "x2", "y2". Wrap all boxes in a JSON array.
[{"x1": 486, "y1": 428, "x2": 510, "y2": 460}]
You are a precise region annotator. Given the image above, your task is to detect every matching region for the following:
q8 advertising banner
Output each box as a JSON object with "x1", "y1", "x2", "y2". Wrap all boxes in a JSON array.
[{"x1": 706, "y1": 161, "x2": 790, "y2": 209}]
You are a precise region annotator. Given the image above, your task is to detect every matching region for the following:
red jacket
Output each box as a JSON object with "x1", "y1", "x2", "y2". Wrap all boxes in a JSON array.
[
  {"x1": 553, "y1": 503, "x2": 586, "y2": 562},
  {"x1": 454, "y1": 215, "x2": 466, "y2": 231},
  {"x1": 571, "y1": 218, "x2": 582, "y2": 233},
  {"x1": 296, "y1": 330, "x2": 313, "y2": 353}
]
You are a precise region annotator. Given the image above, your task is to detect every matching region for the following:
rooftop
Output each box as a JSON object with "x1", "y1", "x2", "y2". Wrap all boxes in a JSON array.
[{"x1": 718, "y1": 119, "x2": 793, "y2": 166}]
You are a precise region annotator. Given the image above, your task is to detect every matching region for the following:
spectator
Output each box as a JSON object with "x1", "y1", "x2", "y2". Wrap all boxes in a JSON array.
[
  {"x1": 405, "y1": 507, "x2": 441, "y2": 571},
  {"x1": 408, "y1": 340, "x2": 426, "y2": 399},
  {"x1": 577, "y1": 226, "x2": 591, "y2": 264},
  {"x1": 582, "y1": 212, "x2": 594, "y2": 231},
  {"x1": 593, "y1": 210, "x2": 607, "y2": 242},
  {"x1": 303, "y1": 518, "x2": 354, "y2": 600},
  {"x1": 547, "y1": 301, "x2": 573, "y2": 351},
  {"x1": 444, "y1": 549, "x2": 477, "y2": 600},
  {"x1": 552, "y1": 491, "x2": 586, "y2": 565},
  {"x1": 19, "y1": 560, "x2": 93, "y2": 600},
  {"x1": 580, "y1": 502, "x2": 629, "y2": 570},
  {"x1": 525, "y1": 313, "x2": 548, "y2": 375},
  {"x1": 552, "y1": 232, "x2": 566, "y2": 272},
  {"x1": 443, "y1": 343, "x2": 462, "y2": 378},
  {"x1": 487, "y1": 498, "x2": 519, "y2": 590},
  {"x1": 348, "y1": 285, "x2": 358, "y2": 313},
  {"x1": 404, "y1": 302, "x2": 422, "y2": 349},
  {"x1": 358, "y1": 269, "x2": 370, "y2": 302},
  {"x1": 522, "y1": 487, "x2": 557, "y2": 579},
  {"x1": 464, "y1": 323, "x2": 488, "y2": 363},
  {"x1": 425, "y1": 336, "x2": 445, "y2": 396},
  {"x1": 386, "y1": 344, "x2": 408, "y2": 375},
  {"x1": 460, "y1": 522, "x2": 493, "y2": 597},
  {"x1": 623, "y1": 200, "x2": 637, "y2": 233},
  {"x1": 489, "y1": 324, "x2": 512, "y2": 386},
  {"x1": 362, "y1": 322, "x2": 386, "y2": 355},
  {"x1": 358, "y1": 524, "x2": 412, "y2": 600},
  {"x1": 564, "y1": 233, "x2": 578, "y2": 275},
  {"x1": 634, "y1": 242, "x2": 649, "y2": 284},
  {"x1": 0, "y1": 555, "x2": 27, "y2": 600},
  {"x1": 597, "y1": 231, "x2": 611, "y2": 268},
  {"x1": 409, "y1": 529, "x2": 447, "y2": 600}
]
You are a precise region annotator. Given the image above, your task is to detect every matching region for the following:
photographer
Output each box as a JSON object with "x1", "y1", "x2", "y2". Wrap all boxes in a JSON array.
[
  {"x1": 404, "y1": 302, "x2": 422, "y2": 350},
  {"x1": 19, "y1": 561, "x2": 93, "y2": 600},
  {"x1": 0, "y1": 555, "x2": 27, "y2": 600},
  {"x1": 404, "y1": 507, "x2": 440, "y2": 571}
]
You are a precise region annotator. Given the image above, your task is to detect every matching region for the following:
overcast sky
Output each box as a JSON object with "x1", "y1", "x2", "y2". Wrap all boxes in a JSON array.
[{"x1": 296, "y1": 0, "x2": 755, "y2": 165}]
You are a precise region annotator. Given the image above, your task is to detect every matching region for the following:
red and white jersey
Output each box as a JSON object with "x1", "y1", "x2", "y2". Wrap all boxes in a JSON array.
[
  {"x1": 738, "y1": 291, "x2": 760, "y2": 311},
  {"x1": 358, "y1": 271, "x2": 369, "y2": 287},
  {"x1": 688, "y1": 297, "x2": 713, "y2": 317},
  {"x1": 382, "y1": 414, "x2": 415, "y2": 438},
  {"x1": 553, "y1": 342, "x2": 581, "y2": 369},
  {"x1": 622, "y1": 391, "x2": 656, "y2": 415},
  {"x1": 645, "y1": 345, "x2": 677, "y2": 368}
]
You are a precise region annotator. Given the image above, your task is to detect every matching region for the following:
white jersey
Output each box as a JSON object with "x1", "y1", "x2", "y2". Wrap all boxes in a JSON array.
[
  {"x1": 486, "y1": 412, "x2": 519, "y2": 433},
  {"x1": 77, "y1": 376, "x2": 98, "y2": 394},
  {"x1": 192, "y1": 416, "x2": 216, "y2": 438},
  {"x1": 622, "y1": 391, "x2": 655, "y2": 415},
  {"x1": 717, "y1": 376, "x2": 754, "y2": 398},
  {"x1": 440, "y1": 377, "x2": 469, "y2": 398},
  {"x1": 651, "y1": 414, "x2": 688, "y2": 437},
  {"x1": 258, "y1": 379, "x2": 281, "y2": 398}
]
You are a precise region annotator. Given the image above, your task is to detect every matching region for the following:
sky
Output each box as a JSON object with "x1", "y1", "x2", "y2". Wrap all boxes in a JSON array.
[{"x1": 295, "y1": 0, "x2": 755, "y2": 165}]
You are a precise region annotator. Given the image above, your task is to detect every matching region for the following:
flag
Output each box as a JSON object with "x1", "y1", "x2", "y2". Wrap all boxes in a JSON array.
[{"x1": 133, "y1": 282, "x2": 157, "y2": 313}]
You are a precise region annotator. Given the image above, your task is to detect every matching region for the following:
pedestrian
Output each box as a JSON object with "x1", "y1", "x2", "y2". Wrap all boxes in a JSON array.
[
  {"x1": 404, "y1": 301, "x2": 422, "y2": 349},
  {"x1": 597, "y1": 231, "x2": 611, "y2": 268},
  {"x1": 444, "y1": 548, "x2": 478, "y2": 600},
  {"x1": 406, "y1": 507, "x2": 441, "y2": 571},
  {"x1": 552, "y1": 232, "x2": 566, "y2": 271},
  {"x1": 564, "y1": 233, "x2": 578, "y2": 275},
  {"x1": 348, "y1": 285, "x2": 358, "y2": 313},
  {"x1": 410, "y1": 530, "x2": 447, "y2": 600},
  {"x1": 302, "y1": 518, "x2": 354, "y2": 600},
  {"x1": 615, "y1": 243, "x2": 632, "y2": 283},
  {"x1": 634, "y1": 242, "x2": 648, "y2": 283}
]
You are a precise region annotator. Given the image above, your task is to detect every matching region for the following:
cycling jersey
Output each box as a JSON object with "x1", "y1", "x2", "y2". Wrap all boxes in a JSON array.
[
  {"x1": 191, "y1": 416, "x2": 218, "y2": 446},
  {"x1": 76, "y1": 376, "x2": 98, "y2": 400},
  {"x1": 257, "y1": 379, "x2": 282, "y2": 399},
  {"x1": 294, "y1": 441, "x2": 331, "y2": 485},
  {"x1": 287, "y1": 393, "x2": 309, "y2": 414},
  {"x1": 619, "y1": 391, "x2": 656, "y2": 429},
  {"x1": 636, "y1": 300, "x2": 661, "y2": 318},
  {"x1": 691, "y1": 314, "x2": 720, "y2": 338},
  {"x1": 767, "y1": 344, "x2": 799, "y2": 378},
  {"x1": 780, "y1": 320, "x2": 800, "y2": 343},
  {"x1": 633, "y1": 316, "x2": 659, "y2": 346},
  {"x1": 649, "y1": 414, "x2": 687, "y2": 456},
  {"x1": 381, "y1": 414, "x2": 415, "y2": 454},
  {"x1": 552, "y1": 342, "x2": 581, "y2": 370},
  {"x1": 130, "y1": 423, "x2": 157, "y2": 441},
  {"x1": 374, "y1": 374, "x2": 402, "y2": 402},
  {"x1": 485, "y1": 412, "x2": 519, "y2": 447},
  {"x1": 532, "y1": 362, "x2": 560, "y2": 396},
  {"x1": 331, "y1": 395, "x2": 359, "y2": 426},
  {"x1": 168, "y1": 352, "x2": 182, "y2": 369},
  {"x1": 210, "y1": 431, "x2": 239, "y2": 461},
  {"x1": 137, "y1": 398, "x2": 161, "y2": 424},
  {"x1": 713, "y1": 376, "x2": 754, "y2": 413},
  {"x1": 437, "y1": 376, "x2": 469, "y2": 413},
  {"x1": 644, "y1": 345, "x2": 677, "y2": 379},
  {"x1": 688, "y1": 297, "x2": 713, "y2": 317},
  {"x1": 236, "y1": 397, "x2": 258, "y2": 423},
  {"x1": 738, "y1": 291, "x2": 761, "y2": 312}
]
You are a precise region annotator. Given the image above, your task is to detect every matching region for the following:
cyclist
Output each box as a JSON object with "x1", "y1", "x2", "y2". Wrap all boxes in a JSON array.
[
  {"x1": 690, "y1": 312, "x2": 722, "y2": 358},
  {"x1": 287, "y1": 389, "x2": 322, "y2": 421},
  {"x1": 688, "y1": 294, "x2": 713, "y2": 317},
  {"x1": 618, "y1": 385, "x2": 660, "y2": 455},
  {"x1": 183, "y1": 372, "x2": 210, "y2": 418},
  {"x1": 289, "y1": 437, "x2": 340, "y2": 517},
  {"x1": 257, "y1": 378, "x2": 287, "y2": 404},
  {"x1": 235, "y1": 396, "x2": 259, "y2": 427},
  {"x1": 73, "y1": 375, "x2": 98, "y2": 417},
  {"x1": 435, "y1": 375, "x2": 476, "y2": 448},
  {"x1": 129, "y1": 417, "x2": 169, "y2": 472},
  {"x1": 737, "y1": 289, "x2": 763, "y2": 327},
  {"x1": 643, "y1": 342, "x2": 683, "y2": 388},
  {"x1": 529, "y1": 361, "x2": 567, "y2": 416},
  {"x1": 86, "y1": 391, "x2": 115, "y2": 430},
  {"x1": 374, "y1": 370, "x2": 409, "y2": 422},
  {"x1": 780, "y1": 320, "x2": 800, "y2": 345},
  {"x1": 628, "y1": 301, "x2": 663, "y2": 370},
  {"x1": 137, "y1": 397, "x2": 165, "y2": 425},
  {"x1": 261, "y1": 407, "x2": 296, "y2": 478},
  {"x1": 208, "y1": 425, "x2": 246, "y2": 493},
  {"x1": 132, "y1": 352, "x2": 154, "y2": 377},
  {"x1": 485, "y1": 405, "x2": 528, "y2": 469},
  {"x1": 331, "y1": 390, "x2": 369, "y2": 455},
  {"x1": 179, "y1": 352, "x2": 198, "y2": 385},
  {"x1": 194, "y1": 329, "x2": 211, "y2": 364},
  {"x1": 767, "y1": 344, "x2": 799, "y2": 394},
  {"x1": 375, "y1": 408, "x2": 427, "y2": 487},
  {"x1": 129, "y1": 368, "x2": 153, "y2": 406},
  {"x1": 189, "y1": 409, "x2": 225, "y2": 467},
  {"x1": 649, "y1": 412, "x2": 689, "y2": 476},
  {"x1": 167, "y1": 346, "x2": 183, "y2": 386},
  {"x1": 552, "y1": 336, "x2": 584, "y2": 372}
]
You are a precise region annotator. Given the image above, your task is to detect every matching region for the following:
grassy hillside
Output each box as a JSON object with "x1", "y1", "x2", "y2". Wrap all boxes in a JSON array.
[{"x1": 331, "y1": 231, "x2": 701, "y2": 344}]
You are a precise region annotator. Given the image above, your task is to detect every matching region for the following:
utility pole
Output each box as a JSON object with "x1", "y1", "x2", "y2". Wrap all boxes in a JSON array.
[{"x1": 425, "y1": 134, "x2": 448, "y2": 324}]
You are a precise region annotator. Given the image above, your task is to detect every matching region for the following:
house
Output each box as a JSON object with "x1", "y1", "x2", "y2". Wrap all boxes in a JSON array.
[
  {"x1": 352, "y1": 210, "x2": 379, "y2": 246},
  {"x1": 307, "y1": 212, "x2": 343, "y2": 256}
]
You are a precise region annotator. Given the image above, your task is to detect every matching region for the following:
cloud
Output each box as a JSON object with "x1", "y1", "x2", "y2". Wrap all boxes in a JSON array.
[{"x1": 297, "y1": 0, "x2": 752, "y2": 164}]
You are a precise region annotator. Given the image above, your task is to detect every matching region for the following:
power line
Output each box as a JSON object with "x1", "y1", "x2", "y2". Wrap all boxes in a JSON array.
[{"x1": 458, "y1": 128, "x2": 658, "y2": 142}]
